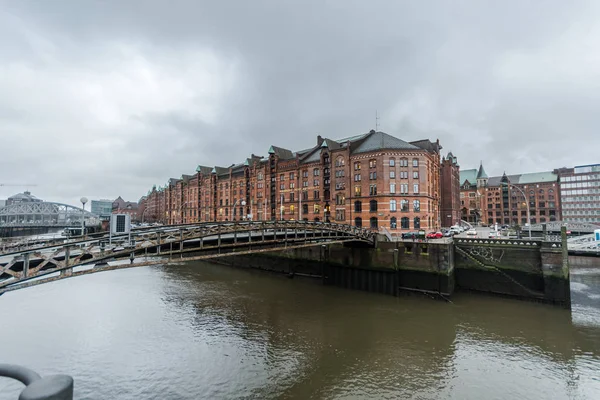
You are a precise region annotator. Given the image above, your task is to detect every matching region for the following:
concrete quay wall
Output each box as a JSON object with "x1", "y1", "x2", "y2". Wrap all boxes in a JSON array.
[{"x1": 217, "y1": 237, "x2": 571, "y2": 307}]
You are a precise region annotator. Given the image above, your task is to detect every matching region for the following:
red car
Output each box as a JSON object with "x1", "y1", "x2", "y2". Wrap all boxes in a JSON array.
[{"x1": 426, "y1": 231, "x2": 443, "y2": 239}]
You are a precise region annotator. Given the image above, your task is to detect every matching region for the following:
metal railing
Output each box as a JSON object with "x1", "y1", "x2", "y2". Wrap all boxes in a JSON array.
[{"x1": 0, "y1": 364, "x2": 73, "y2": 399}]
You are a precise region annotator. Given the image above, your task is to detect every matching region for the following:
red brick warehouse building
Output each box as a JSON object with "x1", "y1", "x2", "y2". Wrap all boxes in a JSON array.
[{"x1": 144, "y1": 130, "x2": 461, "y2": 232}]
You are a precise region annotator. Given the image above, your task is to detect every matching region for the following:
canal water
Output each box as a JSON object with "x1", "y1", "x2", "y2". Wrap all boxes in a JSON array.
[{"x1": 0, "y1": 258, "x2": 599, "y2": 399}]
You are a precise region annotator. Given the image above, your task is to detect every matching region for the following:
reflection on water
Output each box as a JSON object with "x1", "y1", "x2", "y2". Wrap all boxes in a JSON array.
[{"x1": 0, "y1": 258, "x2": 599, "y2": 399}]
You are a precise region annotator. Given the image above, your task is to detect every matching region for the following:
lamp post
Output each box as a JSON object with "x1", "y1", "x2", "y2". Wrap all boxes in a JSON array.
[
  {"x1": 80, "y1": 197, "x2": 88, "y2": 237},
  {"x1": 232, "y1": 199, "x2": 246, "y2": 221},
  {"x1": 502, "y1": 181, "x2": 531, "y2": 239}
]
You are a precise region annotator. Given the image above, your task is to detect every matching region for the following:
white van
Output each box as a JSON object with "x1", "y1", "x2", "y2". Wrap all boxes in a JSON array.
[{"x1": 450, "y1": 225, "x2": 462, "y2": 234}]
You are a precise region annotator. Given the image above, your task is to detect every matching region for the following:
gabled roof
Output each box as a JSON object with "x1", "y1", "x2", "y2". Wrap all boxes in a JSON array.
[
  {"x1": 300, "y1": 147, "x2": 322, "y2": 164},
  {"x1": 352, "y1": 131, "x2": 419, "y2": 154},
  {"x1": 268, "y1": 145, "x2": 294, "y2": 160},
  {"x1": 196, "y1": 165, "x2": 212, "y2": 175},
  {"x1": 487, "y1": 171, "x2": 558, "y2": 187},
  {"x1": 460, "y1": 169, "x2": 478, "y2": 186},
  {"x1": 214, "y1": 166, "x2": 230, "y2": 177},
  {"x1": 410, "y1": 139, "x2": 441, "y2": 153},
  {"x1": 181, "y1": 174, "x2": 192, "y2": 183},
  {"x1": 321, "y1": 138, "x2": 342, "y2": 151}
]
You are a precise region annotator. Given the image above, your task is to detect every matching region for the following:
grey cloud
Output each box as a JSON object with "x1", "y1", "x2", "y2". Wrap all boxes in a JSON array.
[{"x1": 1, "y1": 0, "x2": 598, "y2": 206}]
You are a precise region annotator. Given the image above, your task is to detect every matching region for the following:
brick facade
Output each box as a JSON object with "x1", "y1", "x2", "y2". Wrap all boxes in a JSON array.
[
  {"x1": 144, "y1": 130, "x2": 453, "y2": 232},
  {"x1": 440, "y1": 152, "x2": 461, "y2": 228}
]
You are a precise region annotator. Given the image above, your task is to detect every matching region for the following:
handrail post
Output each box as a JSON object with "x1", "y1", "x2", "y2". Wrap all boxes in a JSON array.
[{"x1": 23, "y1": 252, "x2": 30, "y2": 278}]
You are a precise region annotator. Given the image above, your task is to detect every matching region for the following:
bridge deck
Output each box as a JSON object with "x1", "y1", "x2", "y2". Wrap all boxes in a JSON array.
[{"x1": 0, "y1": 221, "x2": 375, "y2": 294}]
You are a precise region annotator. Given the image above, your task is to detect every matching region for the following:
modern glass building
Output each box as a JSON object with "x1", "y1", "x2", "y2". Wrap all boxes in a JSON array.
[
  {"x1": 558, "y1": 164, "x2": 600, "y2": 225},
  {"x1": 91, "y1": 199, "x2": 113, "y2": 219}
]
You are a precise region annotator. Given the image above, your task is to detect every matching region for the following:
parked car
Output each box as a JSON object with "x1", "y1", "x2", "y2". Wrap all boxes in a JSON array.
[
  {"x1": 488, "y1": 231, "x2": 500, "y2": 239},
  {"x1": 426, "y1": 231, "x2": 443, "y2": 239},
  {"x1": 466, "y1": 230, "x2": 477, "y2": 236},
  {"x1": 442, "y1": 229, "x2": 454, "y2": 237},
  {"x1": 402, "y1": 231, "x2": 426, "y2": 240}
]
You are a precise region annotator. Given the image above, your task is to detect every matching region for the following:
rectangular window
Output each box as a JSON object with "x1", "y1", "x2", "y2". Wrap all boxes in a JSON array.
[
  {"x1": 413, "y1": 171, "x2": 419, "y2": 179},
  {"x1": 370, "y1": 201, "x2": 377, "y2": 212},
  {"x1": 314, "y1": 190, "x2": 320, "y2": 200},
  {"x1": 369, "y1": 184, "x2": 377, "y2": 195},
  {"x1": 335, "y1": 209, "x2": 345, "y2": 221},
  {"x1": 302, "y1": 191, "x2": 308, "y2": 201},
  {"x1": 290, "y1": 182, "x2": 295, "y2": 189},
  {"x1": 412, "y1": 159, "x2": 418, "y2": 167},
  {"x1": 355, "y1": 186, "x2": 361, "y2": 196},
  {"x1": 303, "y1": 181, "x2": 308, "y2": 187},
  {"x1": 413, "y1": 200, "x2": 420, "y2": 212},
  {"x1": 354, "y1": 162, "x2": 361, "y2": 170},
  {"x1": 290, "y1": 173, "x2": 295, "y2": 180},
  {"x1": 390, "y1": 183, "x2": 396, "y2": 194},
  {"x1": 313, "y1": 169, "x2": 320, "y2": 176},
  {"x1": 390, "y1": 171, "x2": 396, "y2": 179},
  {"x1": 313, "y1": 179, "x2": 320, "y2": 186},
  {"x1": 280, "y1": 174, "x2": 285, "y2": 181},
  {"x1": 302, "y1": 170, "x2": 308, "y2": 178},
  {"x1": 369, "y1": 172, "x2": 377, "y2": 180},
  {"x1": 390, "y1": 199, "x2": 397, "y2": 212},
  {"x1": 400, "y1": 200, "x2": 408, "y2": 212},
  {"x1": 369, "y1": 159, "x2": 377, "y2": 168},
  {"x1": 413, "y1": 184, "x2": 419, "y2": 194},
  {"x1": 354, "y1": 174, "x2": 361, "y2": 182},
  {"x1": 280, "y1": 184, "x2": 285, "y2": 190},
  {"x1": 290, "y1": 193, "x2": 295, "y2": 202},
  {"x1": 389, "y1": 159, "x2": 395, "y2": 167}
]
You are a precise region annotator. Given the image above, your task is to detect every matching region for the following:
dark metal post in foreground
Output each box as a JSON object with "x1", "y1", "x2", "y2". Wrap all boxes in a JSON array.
[{"x1": 0, "y1": 364, "x2": 73, "y2": 400}]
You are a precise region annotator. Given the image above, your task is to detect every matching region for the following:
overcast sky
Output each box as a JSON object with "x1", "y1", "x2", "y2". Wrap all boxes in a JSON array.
[{"x1": 1, "y1": 0, "x2": 599, "y2": 206}]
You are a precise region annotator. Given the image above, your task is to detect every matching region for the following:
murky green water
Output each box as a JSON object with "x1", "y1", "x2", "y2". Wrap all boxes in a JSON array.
[{"x1": 1, "y1": 258, "x2": 599, "y2": 399}]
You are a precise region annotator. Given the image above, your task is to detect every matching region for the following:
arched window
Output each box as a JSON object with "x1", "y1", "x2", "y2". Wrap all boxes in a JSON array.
[
  {"x1": 548, "y1": 189, "x2": 554, "y2": 194},
  {"x1": 390, "y1": 199, "x2": 397, "y2": 212},
  {"x1": 355, "y1": 217, "x2": 362, "y2": 227},
  {"x1": 401, "y1": 217, "x2": 410, "y2": 229},
  {"x1": 390, "y1": 217, "x2": 397, "y2": 229},
  {"x1": 354, "y1": 201, "x2": 362, "y2": 212},
  {"x1": 414, "y1": 217, "x2": 421, "y2": 229},
  {"x1": 389, "y1": 157, "x2": 396, "y2": 167},
  {"x1": 370, "y1": 217, "x2": 378, "y2": 229},
  {"x1": 412, "y1": 158, "x2": 419, "y2": 167},
  {"x1": 335, "y1": 156, "x2": 345, "y2": 167},
  {"x1": 370, "y1": 200, "x2": 378, "y2": 212}
]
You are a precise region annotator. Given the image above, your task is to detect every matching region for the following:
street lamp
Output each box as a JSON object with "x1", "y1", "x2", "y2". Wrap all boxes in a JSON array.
[
  {"x1": 80, "y1": 197, "x2": 88, "y2": 237},
  {"x1": 232, "y1": 199, "x2": 246, "y2": 221},
  {"x1": 501, "y1": 181, "x2": 531, "y2": 239}
]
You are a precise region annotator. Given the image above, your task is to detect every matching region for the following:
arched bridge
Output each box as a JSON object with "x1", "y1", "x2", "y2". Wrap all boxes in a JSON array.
[
  {"x1": 0, "y1": 201, "x2": 100, "y2": 228},
  {"x1": 0, "y1": 221, "x2": 375, "y2": 294}
]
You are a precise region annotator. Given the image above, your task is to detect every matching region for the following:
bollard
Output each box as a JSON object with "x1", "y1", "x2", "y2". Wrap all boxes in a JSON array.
[{"x1": 0, "y1": 364, "x2": 73, "y2": 400}]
